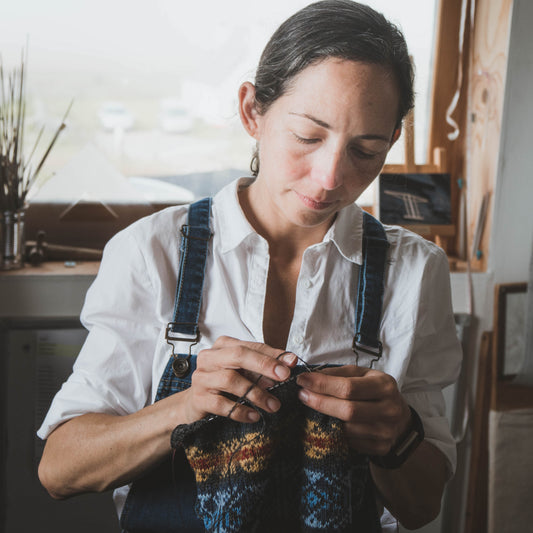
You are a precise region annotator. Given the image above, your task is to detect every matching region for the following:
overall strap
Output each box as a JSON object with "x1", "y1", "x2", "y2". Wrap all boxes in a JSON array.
[
  {"x1": 353, "y1": 212, "x2": 390, "y2": 363},
  {"x1": 121, "y1": 198, "x2": 213, "y2": 533},
  {"x1": 166, "y1": 197, "x2": 213, "y2": 342}
]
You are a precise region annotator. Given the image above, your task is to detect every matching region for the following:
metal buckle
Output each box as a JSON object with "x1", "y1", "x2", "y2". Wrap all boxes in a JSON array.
[
  {"x1": 165, "y1": 322, "x2": 199, "y2": 378},
  {"x1": 352, "y1": 333, "x2": 383, "y2": 368},
  {"x1": 165, "y1": 322, "x2": 200, "y2": 343}
]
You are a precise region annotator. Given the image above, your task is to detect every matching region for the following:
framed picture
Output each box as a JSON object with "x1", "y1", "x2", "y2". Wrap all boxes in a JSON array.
[
  {"x1": 379, "y1": 172, "x2": 452, "y2": 226},
  {"x1": 494, "y1": 282, "x2": 528, "y2": 379}
]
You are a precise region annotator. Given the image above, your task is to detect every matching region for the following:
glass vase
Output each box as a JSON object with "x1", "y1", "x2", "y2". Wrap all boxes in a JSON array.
[{"x1": 1, "y1": 209, "x2": 26, "y2": 270}]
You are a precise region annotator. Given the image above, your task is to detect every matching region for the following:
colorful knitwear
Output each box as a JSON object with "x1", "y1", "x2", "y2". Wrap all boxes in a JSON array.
[{"x1": 171, "y1": 366, "x2": 382, "y2": 532}]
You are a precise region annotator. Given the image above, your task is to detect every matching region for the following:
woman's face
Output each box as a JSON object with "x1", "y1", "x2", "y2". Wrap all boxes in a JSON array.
[{"x1": 242, "y1": 58, "x2": 400, "y2": 233}]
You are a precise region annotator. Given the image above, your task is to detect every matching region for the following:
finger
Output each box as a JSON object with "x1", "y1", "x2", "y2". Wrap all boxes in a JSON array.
[
  {"x1": 296, "y1": 371, "x2": 385, "y2": 401},
  {"x1": 298, "y1": 387, "x2": 386, "y2": 422},
  {"x1": 192, "y1": 368, "x2": 282, "y2": 414},
  {"x1": 319, "y1": 365, "x2": 371, "y2": 377},
  {"x1": 238, "y1": 369, "x2": 277, "y2": 390},
  {"x1": 198, "y1": 343, "x2": 297, "y2": 382},
  {"x1": 240, "y1": 365, "x2": 292, "y2": 390},
  {"x1": 213, "y1": 336, "x2": 298, "y2": 366},
  {"x1": 202, "y1": 391, "x2": 262, "y2": 424}
]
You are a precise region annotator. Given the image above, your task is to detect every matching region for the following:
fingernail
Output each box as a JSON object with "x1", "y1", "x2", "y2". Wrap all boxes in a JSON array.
[
  {"x1": 281, "y1": 352, "x2": 297, "y2": 365},
  {"x1": 248, "y1": 410, "x2": 260, "y2": 422},
  {"x1": 298, "y1": 389, "x2": 309, "y2": 402},
  {"x1": 274, "y1": 365, "x2": 290, "y2": 380},
  {"x1": 267, "y1": 397, "x2": 281, "y2": 412}
]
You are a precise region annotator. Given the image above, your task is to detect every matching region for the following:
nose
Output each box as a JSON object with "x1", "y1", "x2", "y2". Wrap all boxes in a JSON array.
[{"x1": 311, "y1": 146, "x2": 345, "y2": 190}]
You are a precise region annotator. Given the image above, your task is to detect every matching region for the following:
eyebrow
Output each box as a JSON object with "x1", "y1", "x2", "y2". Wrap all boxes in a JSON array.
[{"x1": 289, "y1": 112, "x2": 391, "y2": 142}]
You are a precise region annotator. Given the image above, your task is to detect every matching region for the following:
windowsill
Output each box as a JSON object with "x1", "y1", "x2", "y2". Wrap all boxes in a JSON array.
[{"x1": 0, "y1": 261, "x2": 100, "y2": 277}]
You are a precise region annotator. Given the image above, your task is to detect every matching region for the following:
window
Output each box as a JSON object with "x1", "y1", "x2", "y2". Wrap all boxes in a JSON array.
[{"x1": 2, "y1": 0, "x2": 438, "y2": 204}]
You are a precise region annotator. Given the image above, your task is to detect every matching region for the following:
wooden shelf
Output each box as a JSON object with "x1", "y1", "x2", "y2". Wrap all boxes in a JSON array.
[
  {"x1": 402, "y1": 224, "x2": 456, "y2": 238},
  {"x1": 0, "y1": 261, "x2": 100, "y2": 277}
]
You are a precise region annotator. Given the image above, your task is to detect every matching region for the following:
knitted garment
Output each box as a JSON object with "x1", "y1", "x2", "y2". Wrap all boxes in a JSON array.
[{"x1": 171, "y1": 367, "x2": 382, "y2": 533}]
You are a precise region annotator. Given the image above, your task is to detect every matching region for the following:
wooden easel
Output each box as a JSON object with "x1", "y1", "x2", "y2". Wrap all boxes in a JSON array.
[{"x1": 381, "y1": 108, "x2": 456, "y2": 253}]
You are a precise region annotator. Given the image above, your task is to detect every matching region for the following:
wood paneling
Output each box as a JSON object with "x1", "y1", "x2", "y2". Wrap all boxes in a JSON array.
[
  {"x1": 465, "y1": 0, "x2": 513, "y2": 271},
  {"x1": 428, "y1": 0, "x2": 513, "y2": 271}
]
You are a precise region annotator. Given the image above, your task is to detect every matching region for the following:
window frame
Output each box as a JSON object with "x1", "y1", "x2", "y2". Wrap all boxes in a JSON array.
[{"x1": 24, "y1": 0, "x2": 466, "y2": 256}]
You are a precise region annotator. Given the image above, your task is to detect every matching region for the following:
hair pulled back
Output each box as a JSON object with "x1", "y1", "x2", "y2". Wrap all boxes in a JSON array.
[{"x1": 250, "y1": 0, "x2": 414, "y2": 176}]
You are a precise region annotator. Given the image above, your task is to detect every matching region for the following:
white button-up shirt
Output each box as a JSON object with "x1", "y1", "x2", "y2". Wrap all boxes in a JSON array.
[{"x1": 38, "y1": 178, "x2": 461, "y2": 531}]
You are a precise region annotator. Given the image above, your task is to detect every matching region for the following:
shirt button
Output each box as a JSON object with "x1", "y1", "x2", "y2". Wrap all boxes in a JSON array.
[
  {"x1": 304, "y1": 279, "x2": 313, "y2": 289},
  {"x1": 293, "y1": 335, "x2": 304, "y2": 345}
]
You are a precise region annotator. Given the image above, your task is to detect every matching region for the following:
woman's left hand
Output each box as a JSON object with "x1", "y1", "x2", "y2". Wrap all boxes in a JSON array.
[{"x1": 296, "y1": 365, "x2": 412, "y2": 456}]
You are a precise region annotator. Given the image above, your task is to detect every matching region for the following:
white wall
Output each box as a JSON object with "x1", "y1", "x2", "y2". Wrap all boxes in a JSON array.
[{"x1": 489, "y1": 0, "x2": 533, "y2": 284}]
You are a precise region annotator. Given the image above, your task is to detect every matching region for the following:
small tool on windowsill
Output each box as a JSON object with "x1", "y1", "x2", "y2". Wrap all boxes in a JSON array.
[{"x1": 25, "y1": 230, "x2": 103, "y2": 266}]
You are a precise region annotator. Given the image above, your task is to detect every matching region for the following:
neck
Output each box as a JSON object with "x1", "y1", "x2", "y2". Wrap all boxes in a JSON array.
[{"x1": 238, "y1": 180, "x2": 333, "y2": 260}]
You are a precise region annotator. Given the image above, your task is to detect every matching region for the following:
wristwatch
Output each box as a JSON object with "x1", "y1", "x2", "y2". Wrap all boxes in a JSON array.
[{"x1": 370, "y1": 405, "x2": 425, "y2": 469}]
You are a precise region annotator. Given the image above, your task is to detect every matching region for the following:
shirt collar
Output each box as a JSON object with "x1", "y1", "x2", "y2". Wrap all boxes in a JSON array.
[
  {"x1": 213, "y1": 177, "x2": 365, "y2": 263},
  {"x1": 213, "y1": 177, "x2": 258, "y2": 253},
  {"x1": 323, "y1": 202, "x2": 364, "y2": 265}
]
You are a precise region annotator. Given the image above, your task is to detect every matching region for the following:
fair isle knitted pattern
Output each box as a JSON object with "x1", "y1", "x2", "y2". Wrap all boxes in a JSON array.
[{"x1": 171, "y1": 367, "x2": 381, "y2": 533}]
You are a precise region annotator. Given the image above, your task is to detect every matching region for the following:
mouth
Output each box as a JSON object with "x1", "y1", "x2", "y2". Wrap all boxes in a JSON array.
[{"x1": 294, "y1": 191, "x2": 335, "y2": 211}]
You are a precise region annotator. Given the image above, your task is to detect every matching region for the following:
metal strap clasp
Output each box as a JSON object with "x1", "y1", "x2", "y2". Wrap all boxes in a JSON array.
[
  {"x1": 352, "y1": 332, "x2": 383, "y2": 368},
  {"x1": 165, "y1": 322, "x2": 199, "y2": 378}
]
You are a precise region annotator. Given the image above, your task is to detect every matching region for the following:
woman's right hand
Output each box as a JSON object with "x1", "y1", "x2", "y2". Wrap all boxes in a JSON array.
[{"x1": 182, "y1": 336, "x2": 298, "y2": 424}]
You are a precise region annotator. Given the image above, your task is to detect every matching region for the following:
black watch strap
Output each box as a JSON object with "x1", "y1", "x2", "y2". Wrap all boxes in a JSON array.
[{"x1": 370, "y1": 405, "x2": 425, "y2": 469}]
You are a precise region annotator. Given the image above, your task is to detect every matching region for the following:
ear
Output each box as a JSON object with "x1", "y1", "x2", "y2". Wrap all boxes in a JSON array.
[
  {"x1": 391, "y1": 126, "x2": 402, "y2": 145},
  {"x1": 238, "y1": 82, "x2": 262, "y2": 139}
]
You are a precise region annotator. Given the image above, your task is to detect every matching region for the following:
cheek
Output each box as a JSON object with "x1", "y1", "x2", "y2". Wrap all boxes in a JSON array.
[
  {"x1": 354, "y1": 157, "x2": 387, "y2": 183},
  {"x1": 276, "y1": 146, "x2": 310, "y2": 181},
  {"x1": 344, "y1": 160, "x2": 384, "y2": 195},
  {"x1": 287, "y1": 153, "x2": 310, "y2": 180}
]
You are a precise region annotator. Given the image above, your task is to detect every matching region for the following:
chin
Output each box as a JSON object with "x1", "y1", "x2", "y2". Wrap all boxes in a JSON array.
[{"x1": 290, "y1": 208, "x2": 337, "y2": 229}]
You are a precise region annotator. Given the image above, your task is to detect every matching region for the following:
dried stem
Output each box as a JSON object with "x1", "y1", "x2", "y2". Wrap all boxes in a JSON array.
[{"x1": 0, "y1": 49, "x2": 71, "y2": 212}]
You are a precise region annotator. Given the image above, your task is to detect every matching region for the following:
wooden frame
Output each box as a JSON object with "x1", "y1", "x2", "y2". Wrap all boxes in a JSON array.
[
  {"x1": 464, "y1": 330, "x2": 492, "y2": 533},
  {"x1": 492, "y1": 282, "x2": 533, "y2": 410},
  {"x1": 20, "y1": 0, "x2": 470, "y2": 258},
  {"x1": 426, "y1": 0, "x2": 470, "y2": 261}
]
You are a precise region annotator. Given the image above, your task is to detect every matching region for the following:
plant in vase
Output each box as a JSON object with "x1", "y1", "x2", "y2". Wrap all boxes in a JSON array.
[{"x1": 0, "y1": 51, "x2": 71, "y2": 269}]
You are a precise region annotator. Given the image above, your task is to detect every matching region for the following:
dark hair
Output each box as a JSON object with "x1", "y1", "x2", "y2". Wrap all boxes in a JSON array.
[{"x1": 250, "y1": 0, "x2": 414, "y2": 176}]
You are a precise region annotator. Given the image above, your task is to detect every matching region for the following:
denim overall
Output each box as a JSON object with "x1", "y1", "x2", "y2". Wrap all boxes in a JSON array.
[{"x1": 120, "y1": 198, "x2": 389, "y2": 533}]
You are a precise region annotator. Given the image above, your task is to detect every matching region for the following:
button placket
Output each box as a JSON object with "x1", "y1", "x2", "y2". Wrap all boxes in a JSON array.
[
  {"x1": 288, "y1": 248, "x2": 322, "y2": 355},
  {"x1": 245, "y1": 238, "x2": 270, "y2": 341},
  {"x1": 292, "y1": 335, "x2": 304, "y2": 345}
]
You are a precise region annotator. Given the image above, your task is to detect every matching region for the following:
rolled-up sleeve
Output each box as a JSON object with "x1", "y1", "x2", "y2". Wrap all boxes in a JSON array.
[
  {"x1": 401, "y1": 246, "x2": 462, "y2": 477},
  {"x1": 37, "y1": 228, "x2": 161, "y2": 439}
]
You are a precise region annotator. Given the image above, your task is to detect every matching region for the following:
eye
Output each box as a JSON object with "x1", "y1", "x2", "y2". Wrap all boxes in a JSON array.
[
  {"x1": 350, "y1": 146, "x2": 379, "y2": 160},
  {"x1": 293, "y1": 133, "x2": 320, "y2": 145}
]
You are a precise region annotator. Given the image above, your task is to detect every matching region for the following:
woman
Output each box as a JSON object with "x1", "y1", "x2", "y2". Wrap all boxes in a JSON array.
[{"x1": 38, "y1": 1, "x2": 461, "y2": 531}]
